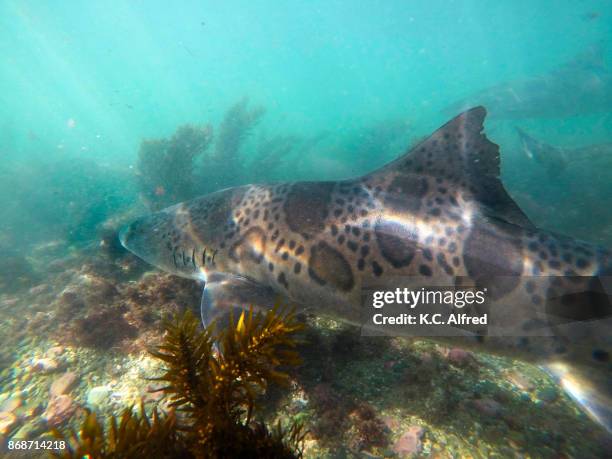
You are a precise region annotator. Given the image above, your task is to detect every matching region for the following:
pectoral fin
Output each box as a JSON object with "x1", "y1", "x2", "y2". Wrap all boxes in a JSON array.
[{"x1": 200, "y1": 272, "x2": 279, "y2": 329}]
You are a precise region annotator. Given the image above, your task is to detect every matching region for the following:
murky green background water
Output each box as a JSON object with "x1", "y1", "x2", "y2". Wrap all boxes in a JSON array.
[{"x1": 1, "y1": 1, "x2": 611, "y2": 457}]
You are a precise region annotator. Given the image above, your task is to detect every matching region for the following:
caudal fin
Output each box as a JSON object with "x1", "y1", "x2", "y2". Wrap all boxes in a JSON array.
[{"x1": 544, "y1": 361, "x2": 612, "y2": 434}]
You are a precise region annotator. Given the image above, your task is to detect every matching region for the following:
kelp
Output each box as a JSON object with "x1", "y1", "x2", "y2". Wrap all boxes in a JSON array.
[
  {"x1": 137, "y1": 124, "x2": 213, "y2": 210},
  {"x1": 197, "y1": 97, "x2": 266, "y2": 192},
  {"x1": 50, "y1": 403, "x2": 185, "y2": 459},
  {"x1": 50, "y1": 307, "x2": 306, "y2": 459}
]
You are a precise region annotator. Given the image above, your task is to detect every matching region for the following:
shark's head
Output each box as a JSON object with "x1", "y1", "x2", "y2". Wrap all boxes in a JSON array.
[
  {"x1": 120, "y1": 187, "x2": 246, "y2": 280},
  {"x1": 516, "y1": 127, "x2": 567, "y2": 177}
]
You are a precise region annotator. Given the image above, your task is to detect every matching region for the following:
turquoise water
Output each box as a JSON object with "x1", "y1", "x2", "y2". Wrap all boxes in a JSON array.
[
  {"x1": 2, "y1": 1, "x2": 612, "y2": 247},
  {"x1": 1, "y1": 1, "x2": 611, "y2": 457},
  {"x1": 3, "y1": 1, "x2": 611, "y2": 160}
]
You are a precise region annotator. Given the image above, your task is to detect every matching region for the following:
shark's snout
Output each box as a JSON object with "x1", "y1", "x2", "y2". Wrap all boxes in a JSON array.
[
  {"x1": 515, "y1": 127, "x2": 534, "y2": 159},
  {"x1": 118, "y1": 223, "x2": 131, "y2": 249},
  {"x1": 116, "y1": 211, "x2": 199, "y2": 278},
  {"x1": 117, "y1": 216, "x2": 152, "y2": 256}
]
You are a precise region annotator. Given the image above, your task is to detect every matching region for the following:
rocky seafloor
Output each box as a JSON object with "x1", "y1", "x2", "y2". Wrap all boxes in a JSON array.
[{"x1": 0, "y1": 238, "x2": 610, "y2": 459}]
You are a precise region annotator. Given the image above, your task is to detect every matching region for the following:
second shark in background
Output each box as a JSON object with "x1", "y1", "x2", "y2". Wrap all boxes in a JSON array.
[
  {"x1": 517, "y1": 127, "x2": 612, "y2": 178},
  {"x1": 448, "y1": 43, "x2": 612, "y2": 119}
]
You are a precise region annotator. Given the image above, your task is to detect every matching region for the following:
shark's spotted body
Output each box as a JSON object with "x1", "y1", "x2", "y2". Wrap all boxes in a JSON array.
[{"x1": 121, "y1": 107, "x2": 612, "y2": 431}]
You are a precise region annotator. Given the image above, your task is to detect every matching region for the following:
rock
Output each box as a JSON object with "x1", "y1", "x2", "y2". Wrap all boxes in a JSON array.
[
  {"x1": 11, "y1": 419, "x2": 48, "y2": 440},
  {"x1": 393, "y1": 425, "x2": 424, "y2": 457},
  {"x1": 0, "y1": 297, "x2": 19, "y2": 307},
  {"x1": 87, "y1": 385, "x2": 111, "y2": 408},
  {"x1": 382, "y1": 415, "x2": 399, "y2": 431},
  {"x1": 32, "y1": 357, "x2": 59, "y2": 373},
  {"x1": 43, "y1": 395, "x2": 77, "y2": 427},
  {"x1": 15, "y1": 402, "x2": 44, "y2": 421},
  {"x1": 28, "y1": 284, "x2": 50, "y2": 296},
  {"x1": 0, "y1": 396, "x2": 22, "y2": 413},
  {"x1": 472, "y1": 398, "x2": 503, "y2": 418},
  {"x1": 46, "y1": 346, "x2": 65, "y2": 358},
  {"x1": 507, "y1": 370, "x2": 535, "y2": 391},
  {"x1": 537, "y1": 387, "x2": 558, "y2": 403},
  {"x1": 50, "y1": 372, "x2": 78, "y2": 397},
  {"x1": 446, "y1": 348, "x2": 473, "y2": 366},
  {"x1": 0, "y1": 411, "x2": 19, "y2": 434}
]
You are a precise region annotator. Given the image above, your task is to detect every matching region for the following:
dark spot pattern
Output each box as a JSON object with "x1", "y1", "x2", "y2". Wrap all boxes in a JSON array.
[
  {"x1": 372, "y1": 261, "x2": 383, "y2": 277},
  {"x1": 277, "y1": 272, "x2": 289, "y2": 289},
  {"x1": 545, "y1": 276, "x2": 612, "y2": 323},
  {"x1": 284, "y1": 182, "x2": 334, "y2": 239},
  {"x1": 374, "y1": 219, "x2": 418, "y2": 268},
  {"x1": 463, "y1": 222, "x2": 523, "y2": 299},
  {"x1": 307, "y1": 241, "x2": 354, "y2": 291},
  {"x1": 384, "y1": 174, "x2": 428, "y2": 212}
]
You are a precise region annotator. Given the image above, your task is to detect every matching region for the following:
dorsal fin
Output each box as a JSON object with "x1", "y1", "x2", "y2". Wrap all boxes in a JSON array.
[{"x1": 366, "y1": 106, "x2": 535, "y2": 229}]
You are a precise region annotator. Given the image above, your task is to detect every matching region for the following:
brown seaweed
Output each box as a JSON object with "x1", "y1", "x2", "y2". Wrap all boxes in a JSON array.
[{"x1": 51, "y1": 306, "x2": 306, "y2": 458}]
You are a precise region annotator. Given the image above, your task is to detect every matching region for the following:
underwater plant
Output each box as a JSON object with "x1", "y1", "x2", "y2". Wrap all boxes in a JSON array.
[
  {"x1": 0, "y1": 246, "x2": 39, "y2": 293},
  {"x1": 151, "y1": 307, "x2": 305, "y2": 457},
  {"x1": 211, "y1": 98, "x2": 265, "y2": 167},
  {"x1": 249, "y1": 134, "x2": 301, "y2": 182},
  {"x1": 137, "y1": 124, "x2": 213, "y2": 210},
  {"x1": 51, "y1": 307, "x2": 306, "y2": 458},
  {"x1": 340, "y1": 117, "x2": 412, "y2": 175},
  {"x1": 50, "y1": 403, "x2": 186, "y2": 459},
  {"x1": 196, "y1": 97, "x2": 266, "y2": 193}
]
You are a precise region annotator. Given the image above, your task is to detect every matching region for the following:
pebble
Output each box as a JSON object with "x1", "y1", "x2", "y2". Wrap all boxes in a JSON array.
[
  {"x1": 87, "y1": 385, "x2": 111, "y2": 408},
  {"x1": 472, "y1": 398, "x2": 503, "y2": 418},
  {"x1": 382, "y1": 415, "x2": 399, "y2": 431},
  {"x1": 32, "y1": 357, "x2": 59, "y2": 373},
  {"x1": 393, "y1": 425, "x2": 424, "y2": 457},
  {"x1": 28, "y1": 284, "x2": 50, "y2": 296},
  {"x1": 0, "y1": 297, "x2": 19, "y2": 307},
  {"x1": 46, "y1": 346, "x2": 65, "y2": 358},
  {"x1": 50, "y1": 372, "x2": 78, "y2": 397},
  {"x1": 43, "y1": 395, "x2": 77, "y2": 427},
  {"x1": 0, "y1": 411, "x2": 19, "y2": 435},
  {"x1": 16, "y1": 402, "x2": 43, "y2": 421},
  {"x1": 0, "y1": 395, "x2": 22, "y2": 413},
  {"x1": 12, "y1": 419, "x2": 48, "y2": 440},
  {"x1": 446, "y1": 348, "x2": 473, "y2": 366},
  {"x1": 507, "y1": 370, "x2": 535, "y2": 391}
]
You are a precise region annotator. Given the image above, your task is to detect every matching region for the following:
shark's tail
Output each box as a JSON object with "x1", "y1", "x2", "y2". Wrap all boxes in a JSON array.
[{"x1": 544, "y1": 359, "x2": 612, "y2": 435}]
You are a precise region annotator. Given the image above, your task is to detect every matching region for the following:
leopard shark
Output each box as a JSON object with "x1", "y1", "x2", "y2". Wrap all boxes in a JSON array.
[
  {"x1": 120, "y1": 107, "x2": 612, "y2": 433},
  {"x1": 517, "y1": 127, "x2": 612, "y2": 178},
  {"x1": 447, "y1": 43, "x2": 612, "y2": 119}
]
